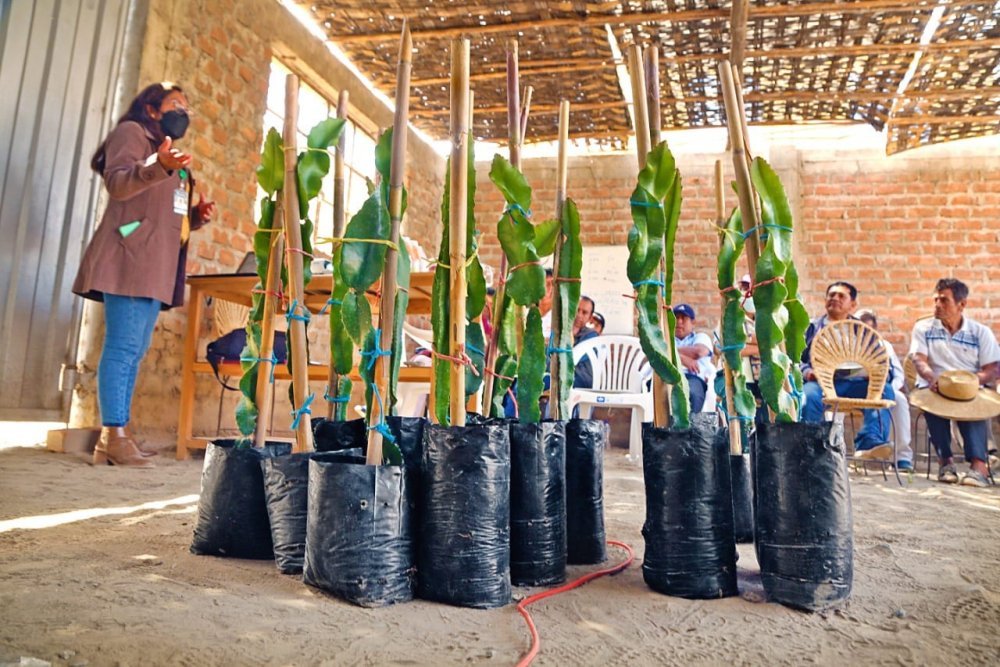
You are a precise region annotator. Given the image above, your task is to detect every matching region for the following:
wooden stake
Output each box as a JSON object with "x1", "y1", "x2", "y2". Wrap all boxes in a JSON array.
[
  {"x1": 326, "y1": 89, "x2": 349, "y2": 420},
  {"x1": 719, "y1": 62, "x2": 760, "y2": 278},
  {"x1": 281, "y1": 74, "x2": 314, "y2": 452},
  {"x1": 715, "y1": 160, "x2": 742, "y2": 456},
  {"x1": 549, "y1": 100, "x2": 570, "y2": 422},
  {"x1": 629, "y1": 44, "x2": 669, "y2": 428},
  {"x1": 366, "y1": 21, "x2": 411, "y2": 465},
  {"x1": 520, "y1": 85, "x2": 533, "y2": 144},
  {"x1": 254, "y1": 201, "x2": 285, "y2": 446},
  {"x1": 449, "y1": 38, "x2": 471, "y2": 426},
  {"x1": 482, "y1": 38, "x2": 521, "y2": 412},
  {"x1": 643, "y1": 45, "x2": 661, "y2": 147}
]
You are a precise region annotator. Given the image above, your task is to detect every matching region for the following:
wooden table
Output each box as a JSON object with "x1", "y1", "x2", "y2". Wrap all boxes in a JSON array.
[{"x1": 176, "y1": 272, "x2": 434, "y2": 459}]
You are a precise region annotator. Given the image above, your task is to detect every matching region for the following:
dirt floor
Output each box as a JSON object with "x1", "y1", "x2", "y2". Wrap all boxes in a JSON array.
[{"x1": 1, "y1": 439, "x2": 998, "y2": 667}]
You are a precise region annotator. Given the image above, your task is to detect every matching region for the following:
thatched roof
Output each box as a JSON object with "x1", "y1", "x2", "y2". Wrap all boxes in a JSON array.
[{"x1": 295, "y1": 0, "x2": 1000, "y2": 154}]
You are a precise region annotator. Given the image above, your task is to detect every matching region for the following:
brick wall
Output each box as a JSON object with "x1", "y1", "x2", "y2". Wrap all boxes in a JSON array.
[
  {"x1": 71, "y1": 0, "x2": 445, "y2": 439},
  {"x1": 473, "y1": 136, "x2": 1000, "y2": 356}
]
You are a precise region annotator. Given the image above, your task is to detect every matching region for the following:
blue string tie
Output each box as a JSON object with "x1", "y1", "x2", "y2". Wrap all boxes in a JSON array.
[
  {"x1": 318, "y1": 297, "x2": 342, "y2": 315},
  {"x1": 546, "y1": 344, "x2": 573, "y2": 355},
  {"x1": 632, "y1": 279, "x2": 665, "y2": 289},
  {"x1": 285, "y1": 299, "x2": 311, "y2": 324},
  {"x1": 719, "y1": 343, "x2": 746, "y2": 352},
  {"x1": 742, "y1": 223, "x2": 793, "y2": 240},
  {"x1": 465, "y1": 343, "x2": 485, "y2": 357},
  {"x1": 290, "y1": 393, "x2": 315, "y2": 430},
  {"x1": 239, "y1": 352, "x2": 279, "y2": 382},
  {"x1": 504, "y1": 202, "x2": 532, "y2": 219},
  {"x1": 323, "y1": 385, "x2": 350, "y2": 403},
  {"x1": 369, "y1": 421, "x2": 397, "y2": 444},
  {"x1": 629, "y1": 199, "x2": 662, "y2": 209},
  {"x1": 360, "y1": 330, "x2": 392, "y2": 371}
]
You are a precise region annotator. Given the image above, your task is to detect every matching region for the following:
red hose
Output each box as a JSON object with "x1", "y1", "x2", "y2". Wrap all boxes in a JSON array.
[{"x1": 515, "y1": 540, "x2": 635, "y2": 667}]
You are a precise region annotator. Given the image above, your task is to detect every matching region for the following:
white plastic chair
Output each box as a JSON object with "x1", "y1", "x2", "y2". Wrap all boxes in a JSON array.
[{"x1": 568, "y1": 335, "x2": 654, "y2": 462}]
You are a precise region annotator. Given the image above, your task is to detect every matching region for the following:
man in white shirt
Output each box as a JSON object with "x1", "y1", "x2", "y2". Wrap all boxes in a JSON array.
[
  {"x1": 674, "y1": 304, "x2": 715, "y2": 412},
  {"x1": 910, "y1": 278, "x2": 1000, "y2": 487}
]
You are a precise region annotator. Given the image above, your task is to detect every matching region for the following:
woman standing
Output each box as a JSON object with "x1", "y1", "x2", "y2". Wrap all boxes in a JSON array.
[{"x1": 74, "y1": 82, "x2": 215, "y2": 467}]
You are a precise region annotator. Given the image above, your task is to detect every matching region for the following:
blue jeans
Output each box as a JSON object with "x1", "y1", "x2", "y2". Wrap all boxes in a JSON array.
[
  {"x1": 802, "y1": 377, "x2": 894, "y2": 449},
  {"x1": 686, "y1": 374, "x2": 707, "y2": 413},
  {"x1": 98, "y1": 294, "x2": 162, "y2": 427},
  {"x1": 925, "y1": 414, "x2": 989, "y2": 464}
]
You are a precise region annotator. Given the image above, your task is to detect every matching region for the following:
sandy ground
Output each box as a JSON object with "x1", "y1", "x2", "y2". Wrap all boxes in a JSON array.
[{"x1": 1, "y1": 440, "x2": 998, "y2": 667}]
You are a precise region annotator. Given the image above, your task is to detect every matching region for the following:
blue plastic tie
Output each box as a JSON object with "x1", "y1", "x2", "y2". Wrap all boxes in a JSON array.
[
  {"x1": 546, "y1": 344, "x2": 573, "y2": 355},
  {"x1": 742, "y1": 224, "x2": 793, "y2": 240},
  {"x1": 239, "y1": 352, "x2": 279, "y2": 382},
  {"x1": 719, "y1": 343, "x2": 746, "y2": 352},
  {"x1": 290, "y1": 393, "x2": 315, "y2": 430},
  {"x1": 318, "y1": 297, "x2": 342, "y2": 315},
  {"x1": 504, "y1": 202, "x2": 532, "y2": 219},
  {"x1": 465, "y1": 343, "x2": 485, "y2": 357},
  {"x1": 360, "y1": 330, "x2": 392, "y2": 371},
  {"x1": 728, "y1": 414, "x2": 754, "y2": 422},
  {"x1": 632, "y1": 279, "x2": 665, "y2": 289},
  {"x1": 323, "y1": 385, "x2": 350, "y2": 403},
  {"x1": 369, "y1": 420, "x2": 397, "y2": 444},
  {"x1": 285, "y1": 299, "x2": 311, "y2": 324},
  {"x1": 629, "y1": 199, "x2": 662, "y2": 209}
]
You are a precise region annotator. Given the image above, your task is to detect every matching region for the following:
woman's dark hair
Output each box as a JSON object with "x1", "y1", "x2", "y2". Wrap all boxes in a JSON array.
[{"x1": 90, "y1": 82, "x2": 183, "y2": 173}]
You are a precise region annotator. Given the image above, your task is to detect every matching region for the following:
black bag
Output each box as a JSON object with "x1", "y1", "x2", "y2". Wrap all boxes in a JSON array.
[{"x1": 206, "y1": 328, "x2": 287, "y2": 390}]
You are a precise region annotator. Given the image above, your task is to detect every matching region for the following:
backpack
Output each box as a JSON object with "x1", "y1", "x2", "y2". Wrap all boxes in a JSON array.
[{"x1": 206, "y1": 329, "x2": 288, "y2": 390}]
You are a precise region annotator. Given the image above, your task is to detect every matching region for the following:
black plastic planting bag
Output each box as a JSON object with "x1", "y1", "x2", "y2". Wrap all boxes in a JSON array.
[
  {"x1": 261, "y1": 452, "x2": 313, "y2": 574},
  {"x1": 565, "y1": 419, "x2": 607, "y2": 565},
  {"x1": 753, "y1": 421, "x2": 853, "y2": 611},
  {"x1": 730, "y1": 452, "x2": 754, "y2": 544},
  {"x1": 303, "y1": 452, "x2": 413, "y2": 607},
  {"x1": 418, "y1": 423, "x2": 511, "y2": 608},
  {"x1": 312, "y1": 417, "x2": 366, "y2": 451},
  {"x1": 509, "y1": 421, "x2": 567, "y2": 586},
  {"x1": 642, "y1": 415, "x2": 738, "y2": 599},
  {"x1": 190, "y1": 440, "x2": 291, "y2": 559}
]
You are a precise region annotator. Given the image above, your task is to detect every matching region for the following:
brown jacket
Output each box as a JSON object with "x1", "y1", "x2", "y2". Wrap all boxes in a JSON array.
[{"x1": 73, "y1": 121, "x2": 203, "y2": 309}]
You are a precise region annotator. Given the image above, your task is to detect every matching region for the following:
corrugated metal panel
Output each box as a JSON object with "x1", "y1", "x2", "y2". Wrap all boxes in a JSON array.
[{"x1": 0, "y1": 0, "x2": 130, "y2": 420}]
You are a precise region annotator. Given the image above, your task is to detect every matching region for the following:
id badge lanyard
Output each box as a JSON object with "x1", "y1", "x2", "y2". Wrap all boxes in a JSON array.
[{"x1": 175, "y1": 168, "x2": 192, "y2": 244}]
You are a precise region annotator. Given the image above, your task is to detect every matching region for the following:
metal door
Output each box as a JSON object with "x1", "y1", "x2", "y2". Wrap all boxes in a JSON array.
[{"x1": 0, "y1": 0, "x2": 135, "y2": 420}]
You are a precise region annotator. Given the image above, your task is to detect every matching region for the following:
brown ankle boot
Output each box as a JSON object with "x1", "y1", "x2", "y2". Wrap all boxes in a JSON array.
[
  {"x1": 92, "y1": 427, "x2": 155, "y2": 467},
  {"x1": 123, "y1": 425, "x2": 157, "y2": 457}
]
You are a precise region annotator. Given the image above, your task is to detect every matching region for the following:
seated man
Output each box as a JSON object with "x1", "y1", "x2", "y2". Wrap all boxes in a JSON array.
[
  {"x1": 572, "y1": 296, "x2": 599, "y2": 389},
  {"x1": 800, "y1": 281, "x2": 894, "y2": 458},
  {"x1": 909, "y1": 278, "x2": 1000, "y2": 487},
  {"x1": 673, "y1": 304, "x2": 714, "y2": 413},
  {"x1": 857, "y1": 309, "x2": 913, "y2": 472}
]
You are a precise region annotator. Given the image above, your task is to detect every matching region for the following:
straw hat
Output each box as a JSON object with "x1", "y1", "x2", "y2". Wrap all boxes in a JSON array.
[{"x1": 909, "y1": 370, "x2": 1000, "y2": 421}]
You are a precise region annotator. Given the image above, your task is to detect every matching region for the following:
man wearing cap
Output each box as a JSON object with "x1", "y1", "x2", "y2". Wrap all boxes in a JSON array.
[
  {"x1": 909, "y1": 278, "x2": 1000, "y2": 487},
  {"x1": 800, "y1": 281, "x2": 895, "y2": 457},
  {"x1": 674, "y1": 304, "x2": 715, "y2": 412}
]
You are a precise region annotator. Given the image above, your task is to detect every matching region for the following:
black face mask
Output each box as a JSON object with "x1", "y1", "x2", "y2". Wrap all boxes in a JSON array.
[{"x1": 160, "y1": 110, "x2": 189, "y2": 140}]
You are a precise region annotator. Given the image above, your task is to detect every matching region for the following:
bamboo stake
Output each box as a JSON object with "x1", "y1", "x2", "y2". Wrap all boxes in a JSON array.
[
  {"x1": 731, "y1": 64, "x2": 762, "y2": 227},
  {"x1": 253, "y1": 201, "x2": 285, "y2": 446},
  {"x1": 718, "y1": 62, "x2": 760, "y2": 278},
  {"x1": 326, "y1": 89, "x2": 349, "y2": 420},
  {"x1": 643, "y1": 45, "x2": 661, "y2": 147},
  {"x1": 482, "y1": 38, "x2": 521, "y2": 412},
  {"x1": 715, "y1": 160, "x2": 742, "y2": 456},
  {"x1": 520, "y1": 85, "x2": 533, "y2": 144},
  {"x1": 449, "y1": 38, "x2": 471, "y2": 426},
  {"x1": 281, "y1": 74, "x2": 314, "y2": 452},
  {"x1": 366, "y1": 21, "x2": 411, "y2": 465},
  {"x1": 629, "y1": 44, "x2": 669, "y2": 428},
  {"x1": 549, "y1": 100, "x2": 570, "y2": 422}
]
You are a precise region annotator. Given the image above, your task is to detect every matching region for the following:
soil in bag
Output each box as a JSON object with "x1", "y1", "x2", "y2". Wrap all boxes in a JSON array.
[
  {"x1": 510, "y1": 421, "x2": 567, "y2": 586},
  {"x1": 417, "y1": 422, "x2": 511, "y2": 608},
  {"x1": 730, "y1": 452, "x2": 754, "y2": 544},
  {"x1": 312, "y1": 417, "x2": 366, "y2": 452},
  {"x1": 565, "y1": 419, "x2": 607, "y2": 565},
  {"x1": 302, "y1": 452, "x2": 413, "y2": 607},
  {"x1": 754, "y1": 421, "x2": 853, "y2": 612},
  {"x1": 642, "y1": 415, "x2": 738, "y2": 599},
  {"x1": 190, "y1": 440, "x2": 291, "y2": 559}
]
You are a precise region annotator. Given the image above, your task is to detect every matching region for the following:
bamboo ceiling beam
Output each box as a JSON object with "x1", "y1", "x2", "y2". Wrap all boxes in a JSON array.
[
  {"x1": 327, "y1": 0, "x2": 967, "y2": 44},
  {"x1": 412, "y1": 86, "x2": 1000, "y2": 117},
  {"x1": 889, "y1": 114, "x2": 1000, "y2": 126},
  {"x1": 407, "y1": 38, "x2": 1000, "y2": 88}
]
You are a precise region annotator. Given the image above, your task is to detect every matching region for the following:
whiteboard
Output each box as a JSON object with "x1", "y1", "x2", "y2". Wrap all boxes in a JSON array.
[{"x1": 580, "y1": 245, "x2": 635, "y2": 335}]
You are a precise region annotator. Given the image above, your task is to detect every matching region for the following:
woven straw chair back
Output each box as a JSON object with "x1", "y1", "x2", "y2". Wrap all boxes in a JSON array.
[{"x1": 811, "y1": 319, "x2": 891, "y2": 406}]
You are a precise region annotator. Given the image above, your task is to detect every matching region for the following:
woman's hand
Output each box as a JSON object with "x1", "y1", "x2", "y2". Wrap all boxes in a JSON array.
[{"x1": 157, "y1": 137, "x2": 191, "y2": 171}]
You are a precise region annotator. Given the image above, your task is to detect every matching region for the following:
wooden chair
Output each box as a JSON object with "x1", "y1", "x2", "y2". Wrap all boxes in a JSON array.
[{"x1": 811, "y1": 319, "x2": 900, "y2": 484}]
